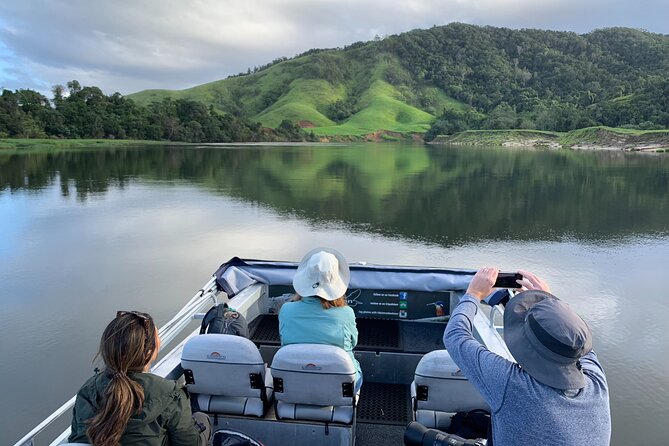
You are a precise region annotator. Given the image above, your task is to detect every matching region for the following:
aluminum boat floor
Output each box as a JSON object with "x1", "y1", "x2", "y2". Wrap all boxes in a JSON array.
[
  {"x1": 356, "y1": 422, "x2": 406, "y2": 445},
  {"x1": 357, "y1": 382, "x2": 412, "y2": 425},
  {"x1": 356, "y1": 382, "x2": 411, "y2": 445},
  {"x1": 249, "y1": 314, "x2": 281, "y2": 344}
]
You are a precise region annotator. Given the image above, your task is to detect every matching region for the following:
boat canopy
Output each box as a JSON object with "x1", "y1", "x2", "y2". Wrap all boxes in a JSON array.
[{"x1": 215, "y1": 257, "x2": 475, "y2": 297}]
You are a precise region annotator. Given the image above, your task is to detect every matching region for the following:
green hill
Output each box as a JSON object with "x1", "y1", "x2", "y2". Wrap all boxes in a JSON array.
[
  {"x1": 129, "y1": 24, "x2": 669, "y2": 138},
  {"x1": 256, "y1": 79, "x2": 341, "y2": 128},
  {"x1": 129, "y1": 40, "x2": 472, "y2": 137}
]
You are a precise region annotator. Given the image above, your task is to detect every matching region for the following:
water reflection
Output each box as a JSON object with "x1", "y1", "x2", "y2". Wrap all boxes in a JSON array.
[
  {"x1": 2, "y1": 144, "x2": 668, "y2": 245},
  {"x1": 1, "y1": 144, "x2": 669, "y2": 445}
]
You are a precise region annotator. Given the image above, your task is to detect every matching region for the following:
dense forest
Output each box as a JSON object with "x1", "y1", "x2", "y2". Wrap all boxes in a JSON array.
[
  {"x1": 0, "y1": 80, "x2": 313, "y2": 142},
  {"x1": 395, "y1": 25, "x2": 669, "y2": 139},
  {"x1": 3, "y1": 24, "x2": 669, "y2": 142}
]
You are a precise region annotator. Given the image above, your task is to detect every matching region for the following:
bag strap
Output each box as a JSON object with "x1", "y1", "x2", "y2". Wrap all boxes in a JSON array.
[{"x1": 199, "y1": 303, "x2": 229, "y2": 334}]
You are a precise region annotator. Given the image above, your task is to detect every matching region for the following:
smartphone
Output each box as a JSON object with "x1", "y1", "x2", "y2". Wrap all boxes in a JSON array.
[{"x1": 494, "y1": 272, "x2": 523, "y2": 288}]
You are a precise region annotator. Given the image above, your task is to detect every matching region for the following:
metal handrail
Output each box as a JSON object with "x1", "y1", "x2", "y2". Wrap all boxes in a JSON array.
[
  {"x1": 13, "y1": 277, "x2": 219, "y2": 446},
  {"x1": 489, "y1": 303, "x2": 505, "y2": 330}
]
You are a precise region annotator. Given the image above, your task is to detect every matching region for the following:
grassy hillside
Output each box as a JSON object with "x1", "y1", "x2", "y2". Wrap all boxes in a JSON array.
[
  {"x1": 129, "y1": 24, "x2": 669, "y2": 138},
  {"x1": 129, "y1": 46, "x2": 468, "y2": 137},
  {"x1": 315, "y1": 79, "x2": 435, "y2": 136},
  {"x1": 256, "y1": 79, "x2": 341, "y2": 128}
]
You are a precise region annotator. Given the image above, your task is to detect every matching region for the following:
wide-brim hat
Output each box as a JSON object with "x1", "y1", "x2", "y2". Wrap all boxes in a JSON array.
[
  {"x1": 293, "y1": 248, "x2": 350, "y2": 301},
  {"x1": 504, "y1": 290, "x2": 593, "y2": 390}
]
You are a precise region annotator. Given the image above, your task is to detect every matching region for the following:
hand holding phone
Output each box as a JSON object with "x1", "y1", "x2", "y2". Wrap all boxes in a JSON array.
[
  {"x1": 516, "y1": 270, "x2": 551, "y2": 293},
  {"x1": 466, "y1": 267, "x2": 498, "y2": 300},
  {"x1": 493, "y1": 272, "x2": 523, "y2": 289}
]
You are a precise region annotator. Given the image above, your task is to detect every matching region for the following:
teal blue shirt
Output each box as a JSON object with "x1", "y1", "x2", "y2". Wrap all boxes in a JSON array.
[{"x1": 279, "y1": 296, "x2": 361, "y2": 381}]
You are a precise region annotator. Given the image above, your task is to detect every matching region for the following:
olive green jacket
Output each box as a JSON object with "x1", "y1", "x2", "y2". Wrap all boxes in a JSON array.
[{"x1": 68, "y1": 371, "x2": 201, "y2": 446}]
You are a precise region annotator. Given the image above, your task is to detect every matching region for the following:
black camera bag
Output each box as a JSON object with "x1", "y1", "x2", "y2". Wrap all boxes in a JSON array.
[{"x1": 447, "y1": 409, "x2": 492, "y2": 444}]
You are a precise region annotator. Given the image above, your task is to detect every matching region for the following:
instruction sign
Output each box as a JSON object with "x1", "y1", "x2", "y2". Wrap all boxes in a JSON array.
[{"x1": 346, "y1": 289, "x2": 451, "y2": 320}]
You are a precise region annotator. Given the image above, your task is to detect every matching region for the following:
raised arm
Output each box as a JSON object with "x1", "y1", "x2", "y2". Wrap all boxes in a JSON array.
[{"x1": 444, "y1": 267, "x2": 516, "y2": 412}]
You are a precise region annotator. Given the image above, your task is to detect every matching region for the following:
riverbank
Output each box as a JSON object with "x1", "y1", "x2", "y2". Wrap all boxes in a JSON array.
[
  {"x1": 0, "y1": 133, "x2": 424, "y2": 150},
  {"x1": 429, "y1": 127, "x2": 669, "y2": 152},
  {"x1": 315, "y1": 130, "x2": 424, "y2": 143},
  {"x1": 0, "y1": 138, "x2": 167, "y2": 151},
  {"x1": 4, "y1": 126, "x2": 669, "y2": 151}
]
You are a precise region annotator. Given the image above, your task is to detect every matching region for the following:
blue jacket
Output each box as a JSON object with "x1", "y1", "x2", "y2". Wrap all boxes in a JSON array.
[
  {"x1": 279, "y1": 296, "x2": 361, "y2": 381},
  {"x1": 444, "y1": 294, "x2": 611, "y2": 445}
]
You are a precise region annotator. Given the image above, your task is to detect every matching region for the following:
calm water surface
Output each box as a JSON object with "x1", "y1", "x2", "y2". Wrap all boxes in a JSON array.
[{"x1": 1, "y1": 143, "x2": 668, "y2": 445}]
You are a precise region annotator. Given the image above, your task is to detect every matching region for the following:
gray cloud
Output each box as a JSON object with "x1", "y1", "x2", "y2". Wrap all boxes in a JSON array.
[{"x1": 0, "y1": 0, "x2": 667, "y2": 95}]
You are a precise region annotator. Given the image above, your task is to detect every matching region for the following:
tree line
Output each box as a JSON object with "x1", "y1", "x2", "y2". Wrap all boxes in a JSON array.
[
  {"x1": 373, "y1": 24, "x2": 669, "y2": 138},
  {"x1": 423, "y1": 77, "x2": 669, "y2": 140},
  {"x1": 0, "y1": 80, "x2": 314, "y2": 142}
]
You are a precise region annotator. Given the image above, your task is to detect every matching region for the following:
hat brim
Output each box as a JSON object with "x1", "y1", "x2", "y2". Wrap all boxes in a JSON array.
[
  {"x1": 292, "y1": 248, "x2": 350, "y2": 301},
  {"x1": 504, "y1": 290, "x2": 586, "y2": 390}
]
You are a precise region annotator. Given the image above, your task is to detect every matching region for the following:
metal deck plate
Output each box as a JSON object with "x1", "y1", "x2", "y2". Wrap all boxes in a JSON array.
[
  {"x1": 357, "y1": 383, "x2": 412, "y2": 425},
  {"x1": 250, "y1": 314, "x2": 281, "y2": 344},
  {"x1": 357, "y1": 319, "x2": 403, "y2": 351}
]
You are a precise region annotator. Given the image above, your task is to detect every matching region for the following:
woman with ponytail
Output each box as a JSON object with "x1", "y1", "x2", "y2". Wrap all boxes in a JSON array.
[{"x1": 68, "y1": 311, "x2": 210, "y2": 446}]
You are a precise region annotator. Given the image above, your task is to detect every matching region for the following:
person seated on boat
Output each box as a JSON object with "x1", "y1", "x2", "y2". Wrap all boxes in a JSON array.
[
  {"x1": 68, "y1": 310, "x2": 211, "y2": 446},
  {"x1": 444, "y1": 268, "x2": 611, "y2": 445},
  {"x1": 279, "y1": 248, "x2": 362, "y2": 392}
]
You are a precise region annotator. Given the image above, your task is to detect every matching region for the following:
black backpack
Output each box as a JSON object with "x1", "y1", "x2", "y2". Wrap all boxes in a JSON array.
[
  {"x1": 447, "y1": 409, "x2": 493, "y2": 444},
  {"x1": 200, "y1": 303, "x2": 249, "y2": 338}
]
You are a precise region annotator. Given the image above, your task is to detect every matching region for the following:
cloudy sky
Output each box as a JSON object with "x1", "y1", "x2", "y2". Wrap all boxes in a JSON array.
[{"x1": 1, "y1": 0, "x2": 667, "y2": 96}]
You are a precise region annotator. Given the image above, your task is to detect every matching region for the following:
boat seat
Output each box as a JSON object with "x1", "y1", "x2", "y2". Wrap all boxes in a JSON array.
[
  {"x1": 411, "y1": 349, "x2": 489, "y2": 429},
  {"x1": 270, "y1": 344, "x2": 357, "y2": 424},
  {"x1": 60, "y1": 444, "x2": 92, "y2": 445},
  {"x1": 181, "y1": 334, "x2": 273, "y2": 417}
]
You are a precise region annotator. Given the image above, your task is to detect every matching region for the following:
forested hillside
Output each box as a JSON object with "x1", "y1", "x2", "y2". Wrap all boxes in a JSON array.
[
  {"x1": 3, "y1": 23, "x2": 669, "y2": 142},
  {"x1": 130, "y1": 23, "x2": 669, "y2": 138}
]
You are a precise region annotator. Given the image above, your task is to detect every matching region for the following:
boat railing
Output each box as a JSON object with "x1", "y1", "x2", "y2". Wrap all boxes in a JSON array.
[
  {"x1": 12, "y1": 277, "x2": 219, "y2": 446},
  {"x1": 489, "y1": 304, "x2": 505, "y2": 335}
]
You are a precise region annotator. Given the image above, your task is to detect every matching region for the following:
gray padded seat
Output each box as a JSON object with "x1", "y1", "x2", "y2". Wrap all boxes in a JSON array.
[
  {"x1": 412, "y1": 350, "x2": 489, "y2": 429},
  {"x1": 181, "y1": 334, "x2": 273, "y2": 417},
  {"x1": 270, "y1": 344, "x2": 357, "y2": 424}
]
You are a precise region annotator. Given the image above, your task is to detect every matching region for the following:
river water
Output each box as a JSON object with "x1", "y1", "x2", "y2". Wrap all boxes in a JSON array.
[{"x1": 1, "y1": 143, "x2": 668, "y2": 445}]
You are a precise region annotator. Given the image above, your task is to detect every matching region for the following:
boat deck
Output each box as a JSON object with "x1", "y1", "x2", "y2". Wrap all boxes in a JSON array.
[
  {"x1": 207, "y1": 380, "x2": 411, "y2": 445},
  {"x1": 358, "y1": 382, "x2": 412, "y2": 425},
  {"x1": 246, "y1": 314, "x2": 446, "y2": 445}
]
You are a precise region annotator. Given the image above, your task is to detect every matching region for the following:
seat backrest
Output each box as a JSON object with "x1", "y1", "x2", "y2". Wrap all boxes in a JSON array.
[
  {"x1": 270, "y1": 344, "x2": 356, "y2": 407},
  {"x1": 414, "y1": 349, "x2": 489, "y2": 412},
  {"x1": 181, "y1": 334, "x2": 266, "y2": 398}
]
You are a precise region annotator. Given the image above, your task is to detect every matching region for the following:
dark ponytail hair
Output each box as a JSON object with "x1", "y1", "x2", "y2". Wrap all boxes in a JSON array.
[{"x1": 87, "y1": 311, "x2": 158, "y2": 446}]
